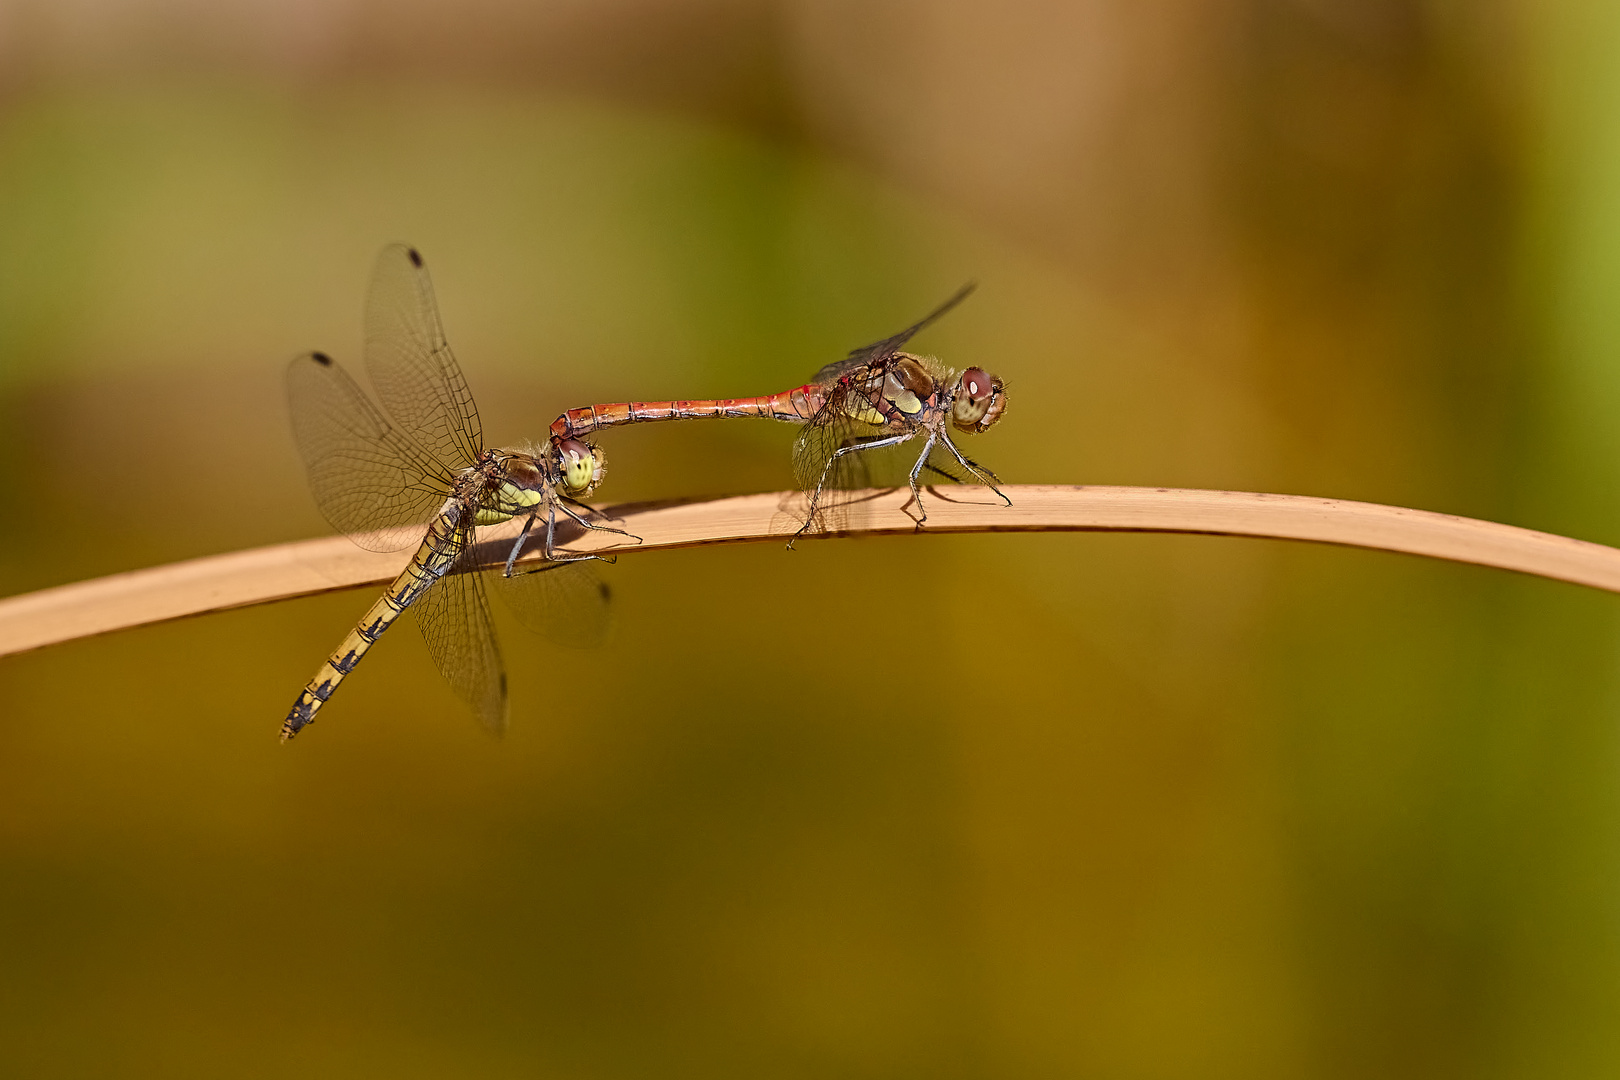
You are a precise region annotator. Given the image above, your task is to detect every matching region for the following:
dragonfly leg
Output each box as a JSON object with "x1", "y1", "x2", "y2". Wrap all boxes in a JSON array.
[
  {"x1": 558, "y1": 496, "x2": 643, "y2": 546},
  {"x1": 505, "y1": 508, "x2": 620, "y2": 575},
  {"x1": 938, "y1": 432, "x2": 1012, "y2": 506},
  {"x1": 508, "y1": 548, "x2": 615, "y2": 574},
  {"x1": 794, "y1": 432, "x2": 915, "y2": 546},
  {"x1": 501, "y1": 512, "x2": 539, "y2": 577},
  {"x1": 530, "y1": 502, "x2": 624, "y2": 566},
  {"x1": 906, "y1": 432, "x2": 941, "y2": 525},
  {"x1": 561, "y1": 494, "x2": 642, "y2": 542}
]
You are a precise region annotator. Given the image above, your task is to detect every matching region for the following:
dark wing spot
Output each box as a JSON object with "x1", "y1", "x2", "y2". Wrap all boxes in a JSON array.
[
  {"x1": 312, "y1": 351, "x2": 333, "y2": 366},
  {"x1": 598, "y1": 582, "x2": 612, "y2": 601},
  {"x1": 499, "y1": 672, "x2": 508, "y2": 693},
  {"x1": 407, "y1": 247, "x2": 423, "y2": 267}
]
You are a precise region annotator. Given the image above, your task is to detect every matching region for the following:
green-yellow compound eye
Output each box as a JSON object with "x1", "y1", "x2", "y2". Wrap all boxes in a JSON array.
[{"x1": 556, "y1": 438, "x2": 598, "y2": 496}]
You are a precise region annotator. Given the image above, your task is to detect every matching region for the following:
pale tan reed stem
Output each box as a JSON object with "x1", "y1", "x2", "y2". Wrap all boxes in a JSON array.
[{"x1": 2, "y1": 485, "x2": 1616, "y2": 659}]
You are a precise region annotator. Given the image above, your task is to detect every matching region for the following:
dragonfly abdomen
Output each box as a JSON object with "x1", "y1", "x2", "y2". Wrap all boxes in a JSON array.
[
  {"x1": 280, "y1": 588, "x2": 402, "y2": 740},
  {"x1": 280, "y1": 513, "x2": 460, "y2": 741},
  {"x1": 548, "y1": 387, "x2": 822, "y2": 440}
]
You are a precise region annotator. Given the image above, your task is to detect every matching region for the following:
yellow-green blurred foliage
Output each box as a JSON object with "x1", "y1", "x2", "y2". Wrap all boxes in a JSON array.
[{"x1": 3, "y1": 1, "x2": 1620, "y2": 1076}]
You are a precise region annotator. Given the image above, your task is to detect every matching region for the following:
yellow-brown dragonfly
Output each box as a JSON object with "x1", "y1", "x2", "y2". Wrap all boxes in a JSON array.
[{"x1": 282, "y1": 245, "x2": 626, "y2": 741}]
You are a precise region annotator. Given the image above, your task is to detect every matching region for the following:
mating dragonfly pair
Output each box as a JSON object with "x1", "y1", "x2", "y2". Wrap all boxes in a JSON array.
[{"x1": 281, "y1": 245, "x2": 1009, "y2": 741}]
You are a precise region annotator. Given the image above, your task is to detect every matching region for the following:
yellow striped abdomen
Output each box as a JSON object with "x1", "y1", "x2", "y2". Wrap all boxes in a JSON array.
[{"x1": 280, "y1": 514, "x2": 459, "y2": 741}]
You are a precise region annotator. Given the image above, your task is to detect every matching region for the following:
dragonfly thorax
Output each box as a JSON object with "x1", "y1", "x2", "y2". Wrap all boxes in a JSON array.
[
  {"x1": 881, "y1": 356, "x2": 936, "y2": 418},
  {"x1": 467, "y1": 451, "x2": 550, "y2": 527}
]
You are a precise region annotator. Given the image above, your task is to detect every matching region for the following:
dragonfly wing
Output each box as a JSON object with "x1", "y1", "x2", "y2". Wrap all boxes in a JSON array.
[
  {"x1": 811, "y1": 282, "x2": 977, "y2": 385},
  {"x1": 790, "y1": 387, "x2": 895, "y2": 534},
  {"x1": 412, "y1": 523, "x2": 508, "y2": 735},
  {"x1": 494, "y1": 559, "x2": 612, "y2": 649},
  {"x1": 792, "y1": 391, "x2": 870, "y2": 492},
  {"x1": 364, "y1": 244, "x2": 484, "y2": 472},
  {"x1": 287, "y1": 351, "x2": 456, "y2": 552}
]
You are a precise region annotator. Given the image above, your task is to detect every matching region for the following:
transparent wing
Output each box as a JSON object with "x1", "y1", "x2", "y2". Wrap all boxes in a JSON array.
[
  {"x1": 286, "y1": 351, "x2": 457, "y2": 552},
  {"x1": 412, "y1": 524, "x2": 508, "y2": 736},
  {"x1": 791, "y1": 389, "x2": 875, "y2": 493},
  {"x1": 790, "y1": 386, "x2": 907, "y2": 534},
  {"x1": 811, "y1": 282, "x2": 977, "y2": 385},
  {"x1": 365, "y1": 244, "x2": 484, "y2": 472},
  {"x1": 495, "y1": 559, "x2": 613, "y2": 649}
]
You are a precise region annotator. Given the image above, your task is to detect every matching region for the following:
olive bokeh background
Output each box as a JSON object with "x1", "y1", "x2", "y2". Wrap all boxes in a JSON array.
[{"x1": 4, "y1": 2, "x2": 1620, "y2": 1076}]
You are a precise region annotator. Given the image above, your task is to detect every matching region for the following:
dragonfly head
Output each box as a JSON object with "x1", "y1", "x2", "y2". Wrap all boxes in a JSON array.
[
  {"x1": 950, "y1": 367, "x2": 1006, "y2": 433},
  {"x1": 553, "y1": 437, "x2": 606, "y2": 498}
]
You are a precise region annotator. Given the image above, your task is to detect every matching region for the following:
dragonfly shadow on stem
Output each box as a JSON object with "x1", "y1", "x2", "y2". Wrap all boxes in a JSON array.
[
  {"x1": 772, "y1": 486, "x2": 904, "y2": 544},
  {"x1": 864, "y1": 483, "x2": 1007, "y2": 529},
  {"x1": 918, "y1": 484, "x2": 1014, "y2": 510},
  {"x1": 770, "y1": 482, "x2": 1016, "y2": 548}
]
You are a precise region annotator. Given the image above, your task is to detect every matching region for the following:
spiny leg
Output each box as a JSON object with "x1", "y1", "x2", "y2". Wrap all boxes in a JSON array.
[
  {"x1": 534, "y1": 499, "x2": 638, "y2": 563},
  {"x1": 529, "y1": 502, "x2": 619, "y2": 566},
  {"x1": 513, "y1": 506, "x2": 615, "y2": 572},
  {"x1": 502, "y1": 512, "x2": 538, "y2": 577},
  {"x1": 794, "y1": 432, "x2": 914, "y2": 545},
  {"x1": 510, "y1": 549, "x2": 614, "y2": 573},
  {"x1": 906, "y1": 432, "x2": 940, "y2": 524},
  {"x1": 554, "y1": 498, "x2": 635, "y2": 550},
  {"x1": 938, "y1": 432, "x2": 1012, "y2": 507},
  {"x1": 502, "y1": 510, "x2": 611, "y2": 575},
  {"x1": 559, "y1": 495, "x2": 642, "y2": 546}
]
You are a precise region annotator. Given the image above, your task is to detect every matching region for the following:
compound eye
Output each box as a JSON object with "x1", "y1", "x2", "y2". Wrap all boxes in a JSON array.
[
  {"x1": 951, "y1": 367, "x2": 994, "y2": 429},
  {"x1": 557, "y1": 438, "x2": 598, "y2": 495}
]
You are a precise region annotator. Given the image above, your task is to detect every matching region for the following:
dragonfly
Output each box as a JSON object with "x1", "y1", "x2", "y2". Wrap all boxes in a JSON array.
[
  {"x1": 281, "y1": 244, "x2": 626, "y2": 741},
  {"x1": 548, "y1": 284, "x2": 1009, "y2": 538}
]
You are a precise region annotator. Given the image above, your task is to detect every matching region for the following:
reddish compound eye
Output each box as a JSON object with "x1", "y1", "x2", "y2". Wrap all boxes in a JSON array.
[{"x1": 951, "y1": 368, "x2": 999, "y2": 430}]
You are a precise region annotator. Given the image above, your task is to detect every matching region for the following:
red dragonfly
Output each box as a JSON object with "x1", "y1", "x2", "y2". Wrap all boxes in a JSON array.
[{"x1": 549, "y1": 285, "x2": 1009, "y2": 538}]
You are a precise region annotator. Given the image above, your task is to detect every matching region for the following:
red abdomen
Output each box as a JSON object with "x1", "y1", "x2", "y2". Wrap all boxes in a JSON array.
[{"x1": 549, "y1": 385, "x2": 824, "y2": 440}]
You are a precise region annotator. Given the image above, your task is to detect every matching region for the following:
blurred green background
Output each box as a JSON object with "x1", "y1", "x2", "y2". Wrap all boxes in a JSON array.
[{"x1": 3, "y1": 1, "x2": 1620, "y2": 1075}]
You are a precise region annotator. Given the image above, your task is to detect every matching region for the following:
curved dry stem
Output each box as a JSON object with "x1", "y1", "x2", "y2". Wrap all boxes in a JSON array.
[{"x1": 2, "y1": 484, "x2": 1617, "y2": 659}]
